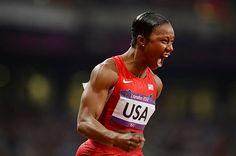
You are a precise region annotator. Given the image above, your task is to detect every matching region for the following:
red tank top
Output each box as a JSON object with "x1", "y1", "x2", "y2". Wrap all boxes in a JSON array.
[{"x1": 98, "y1": 55, "x2": 157, "y2": 133}]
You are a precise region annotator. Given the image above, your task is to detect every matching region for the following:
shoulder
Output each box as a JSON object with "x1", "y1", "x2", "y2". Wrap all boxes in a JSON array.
[
  {"x1": 89, "y1": 57, "x2": 118, "y2": 90},
  {"x1": 149, "y1": 70, "x2": 163, "y2": 98},
  {"x1": 92, "y1": 58, "x2": 117, "y2": 78},
  {"x1": 148, "y1": 69, "x2": 163, "y2": 86}
]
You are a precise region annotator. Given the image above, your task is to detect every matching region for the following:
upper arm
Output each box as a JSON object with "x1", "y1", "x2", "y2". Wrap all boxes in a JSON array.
[{"x1": 78, "y1": 60, "x2": 117, "y2": 122}]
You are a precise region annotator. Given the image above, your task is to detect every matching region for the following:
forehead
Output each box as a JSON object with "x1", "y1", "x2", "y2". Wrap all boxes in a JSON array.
[{"x1": 151, "y1": 23, "x2": 175, "y2": 38}]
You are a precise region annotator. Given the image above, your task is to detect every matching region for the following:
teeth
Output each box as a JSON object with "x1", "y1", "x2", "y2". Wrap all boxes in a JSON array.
[{"x1": 163, "y1": 54, "x2": 170, "y2": 58}]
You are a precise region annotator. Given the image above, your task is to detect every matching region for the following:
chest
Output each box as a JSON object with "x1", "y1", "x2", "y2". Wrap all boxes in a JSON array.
[{"x1": 115, "y1": 76, "x2": 156, "y2": 99}]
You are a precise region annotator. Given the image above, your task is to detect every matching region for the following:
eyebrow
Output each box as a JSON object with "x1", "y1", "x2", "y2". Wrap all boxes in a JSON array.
[{"x1": 156, "y1": 34, "x2": 175, "y2": 39}]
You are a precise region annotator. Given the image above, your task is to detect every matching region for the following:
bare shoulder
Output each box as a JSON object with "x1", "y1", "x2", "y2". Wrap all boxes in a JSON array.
[
  {"x1": 149, "y1": 70, "x2": 163, "y2": 98},
  {"x1": 89, "y1": 58, "x2": 117, "y2": 90}
]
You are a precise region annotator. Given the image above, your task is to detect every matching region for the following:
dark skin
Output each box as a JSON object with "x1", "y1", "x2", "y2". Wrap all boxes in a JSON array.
[{"x1": 77, "y1": 23, "x2": 175, "y2": 152}]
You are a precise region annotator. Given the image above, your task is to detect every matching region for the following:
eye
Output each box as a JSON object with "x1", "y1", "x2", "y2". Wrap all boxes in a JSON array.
[{"x1": 161, "y1": 40, "x2": 168, "y2": 44}]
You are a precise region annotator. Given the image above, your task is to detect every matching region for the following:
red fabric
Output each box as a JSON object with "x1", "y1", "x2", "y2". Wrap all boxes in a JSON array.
[
  {"x1": 98, "y1": 55, "x2": 157, "y2": 133},
  {"x1": 76, "y1": 139, "x2": 143, "y2": 156},
  {"x1": 76, "y1": 55, "x2": 157, "y2": 155}
]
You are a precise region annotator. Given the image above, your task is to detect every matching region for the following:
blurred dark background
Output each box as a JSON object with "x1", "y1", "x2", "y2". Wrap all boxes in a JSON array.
[{"x1": 0, "y1": 0, "x2": 236, "y2": 156}]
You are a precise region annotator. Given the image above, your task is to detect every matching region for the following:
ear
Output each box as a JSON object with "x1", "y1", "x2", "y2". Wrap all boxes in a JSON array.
[{"x1": 137, "y1": 35, "x2": 146, "y2": 47}]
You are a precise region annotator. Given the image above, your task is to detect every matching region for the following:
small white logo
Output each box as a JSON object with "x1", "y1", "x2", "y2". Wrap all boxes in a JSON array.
[
  {"x1": 148, "y1": 84, "x2": 154, "y2": 90},
  {"x1": 123, "y1": 79, "x2": 133, "y2": 84}
]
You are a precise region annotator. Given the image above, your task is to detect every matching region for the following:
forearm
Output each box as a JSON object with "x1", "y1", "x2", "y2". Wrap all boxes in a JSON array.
[
  {"x1": 77, "y1": 115, "x2": 145, "y2": 152},
  {"x1": 77, "y1": 116, "x2": 118, "y2": 145}
]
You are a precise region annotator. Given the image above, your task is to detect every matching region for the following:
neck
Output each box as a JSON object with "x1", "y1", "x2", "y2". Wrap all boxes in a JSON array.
[{"x1": 122, "y1": 47, "x2": 147, "y2": 78}]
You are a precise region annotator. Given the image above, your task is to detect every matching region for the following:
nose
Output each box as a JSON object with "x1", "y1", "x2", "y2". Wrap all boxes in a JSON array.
[{"x1": 166, "y1": 44, "x2": 174, "y2": 53}]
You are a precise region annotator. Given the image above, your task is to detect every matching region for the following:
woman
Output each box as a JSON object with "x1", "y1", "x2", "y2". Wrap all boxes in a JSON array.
[{"x1": 76, "y1": 11, "x2": 175, "y2": 156}]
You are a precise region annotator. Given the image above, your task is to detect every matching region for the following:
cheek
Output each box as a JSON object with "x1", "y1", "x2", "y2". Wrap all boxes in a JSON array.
[
  {"x1": 145, "y1": 40, "x2": 165, "y2": 56},
  {"x1": 148, "y1": 44, "x2": 164, "y2": 57}
]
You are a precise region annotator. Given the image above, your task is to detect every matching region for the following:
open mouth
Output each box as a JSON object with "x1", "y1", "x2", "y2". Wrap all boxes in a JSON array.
[
  {"x1": 163, "y1": 53, "x2": 170, "y2": 58},
  {"x1": 157, "y1": 54, "x2": 170, "y2": 68}
]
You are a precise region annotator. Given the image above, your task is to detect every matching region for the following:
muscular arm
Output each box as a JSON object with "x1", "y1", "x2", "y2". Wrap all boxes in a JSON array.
[
  {"x1": 77, "y1": 59, "x2": 144, "y2": 151},
  {"x1": 77, "y1": 60, "x2": 118, "y2": 144}
]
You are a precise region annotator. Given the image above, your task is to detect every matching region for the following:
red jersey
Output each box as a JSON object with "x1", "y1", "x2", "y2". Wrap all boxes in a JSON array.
[{"x1": 98, "y1": 55, "x2": 157, "y2": 133}]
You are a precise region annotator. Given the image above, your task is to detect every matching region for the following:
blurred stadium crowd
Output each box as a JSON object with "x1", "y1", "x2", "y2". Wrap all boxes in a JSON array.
[{"x1": 0, "y1": 0, "x2": 236, "y2": 156}]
